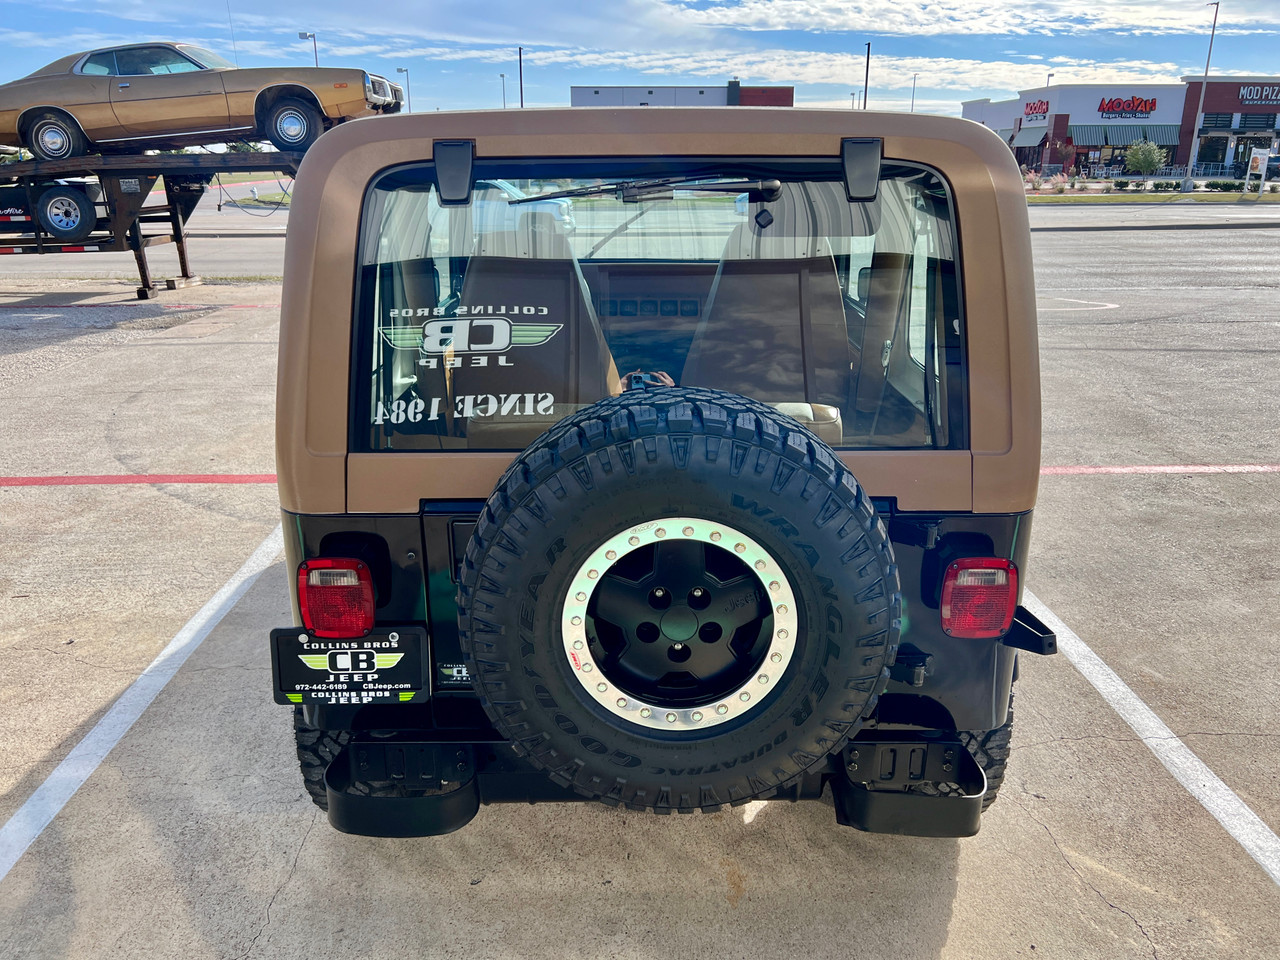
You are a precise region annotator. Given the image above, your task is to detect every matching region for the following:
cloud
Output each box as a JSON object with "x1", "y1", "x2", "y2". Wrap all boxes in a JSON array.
[{"x1": 661, "y1": 0, "x2": 1280, "y2": 36}]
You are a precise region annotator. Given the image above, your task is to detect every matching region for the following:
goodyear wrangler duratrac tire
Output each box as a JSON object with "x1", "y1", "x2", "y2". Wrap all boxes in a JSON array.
[{"x1": 458, "y1": 387, "x2": 901, "y2": 813}]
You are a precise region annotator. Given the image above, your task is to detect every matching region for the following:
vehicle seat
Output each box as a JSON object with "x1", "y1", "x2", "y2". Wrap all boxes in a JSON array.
[
  {"x1": 448, "y1": 212, "x2": 620, "y2": 448},
  {"x1": 680, "y1": 223, "x2": 849, "y2": 445}
]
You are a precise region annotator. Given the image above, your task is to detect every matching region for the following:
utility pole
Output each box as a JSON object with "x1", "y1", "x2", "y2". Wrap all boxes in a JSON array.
[
  {"x1": 396, "y1": 67, "x2": 411, "y2": 112},
  {"x1": 911, "y1": 74, "x2": 918, "y2": 112},
  {"x1": 499, "y1": 73, "x2": 507, "y2": 109},
  {"x1": 519, "y1": 47, "x2": 524, "y2": 108},
  {"x1": 1184, "y1": 2, "x2": 1221, "y2": 189},
  {"x1": 863, "y1": 42, "x2": 870, "y2": 109}
]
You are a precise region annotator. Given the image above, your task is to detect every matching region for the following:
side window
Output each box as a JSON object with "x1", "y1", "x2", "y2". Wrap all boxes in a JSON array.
[
  {"x1": 82, "y1": 52, "x2": 117, "y2": 76},
  {"x1": 115, "y1": 46, "x2": 202, "y2": 76}
]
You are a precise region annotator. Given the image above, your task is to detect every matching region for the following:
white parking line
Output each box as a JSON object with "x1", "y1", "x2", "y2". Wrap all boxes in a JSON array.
[
  {"x1": 0, "y1": 525, "x2": 283, "y2": 883},
  {"x1": 1024, "y1": 591, "x2": 1280, "y2": 887}
]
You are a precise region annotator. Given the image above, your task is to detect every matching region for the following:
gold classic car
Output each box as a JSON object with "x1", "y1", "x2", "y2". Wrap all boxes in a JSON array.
[{"x1": 0, "y1": 42, "x2": 403, "y2": 159}]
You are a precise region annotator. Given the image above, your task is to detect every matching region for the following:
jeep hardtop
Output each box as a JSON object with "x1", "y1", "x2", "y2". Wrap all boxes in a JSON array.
[{"x1": 272, "y1": 107, "x2": 1056, "y2": 837}]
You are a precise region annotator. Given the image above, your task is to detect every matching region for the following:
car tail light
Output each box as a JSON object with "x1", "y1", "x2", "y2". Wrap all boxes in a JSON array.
[
  {"x1": 298, "y1": 558, "x2": 374, "y2": 638},
  {"x1": 940, "y1": 558, "x2": 1018, "y2": 639}
]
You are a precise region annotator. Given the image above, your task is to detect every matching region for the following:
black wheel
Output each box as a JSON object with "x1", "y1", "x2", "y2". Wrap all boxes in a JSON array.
[
  {"x1": 35, "y1": 186, "x2": 96, "y2": 244},
  {"x1": 25, "y1": 112, "x2": 87, "y2": 161},
  {"x1": 263, "y1": 97, "x2": 323, "y2": 152},
  {"x1": 458, "y1": 387, "x2": 901, "y2": 813}
]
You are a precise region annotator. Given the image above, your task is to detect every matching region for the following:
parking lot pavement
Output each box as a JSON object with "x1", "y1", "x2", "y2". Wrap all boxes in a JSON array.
[{"x1": 2, "y1": 211, "x2": 1279, "y2": 958}]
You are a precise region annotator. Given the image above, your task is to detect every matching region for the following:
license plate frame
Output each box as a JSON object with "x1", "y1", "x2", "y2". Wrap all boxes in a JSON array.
[{"x1": 270, "y1": 626, "x2": 429, "y2": 705}]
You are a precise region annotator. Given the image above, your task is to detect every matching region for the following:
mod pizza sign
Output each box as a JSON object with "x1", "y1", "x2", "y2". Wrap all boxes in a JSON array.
[
  {"x1": 1238, "y1": 84, "x2": 1280, "y2": 106},
  {"x1": 1098, "y1": 95, "x2": 1157, "y2": 119}
]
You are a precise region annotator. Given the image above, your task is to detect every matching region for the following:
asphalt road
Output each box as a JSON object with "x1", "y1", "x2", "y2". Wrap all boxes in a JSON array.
[{"x1": 0, "y1": 206, "x2": 1277, "y2": 958}]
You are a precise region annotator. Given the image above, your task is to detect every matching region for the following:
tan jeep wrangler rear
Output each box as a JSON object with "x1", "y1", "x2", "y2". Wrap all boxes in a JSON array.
[{"x1": 272, "y1": 107, "x2": 1056, "y2": 837}]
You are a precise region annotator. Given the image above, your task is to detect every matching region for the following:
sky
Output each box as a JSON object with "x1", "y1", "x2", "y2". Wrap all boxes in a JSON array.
[{"x1": 1, "y1": 1, "x2": 1278, "y2": 115}]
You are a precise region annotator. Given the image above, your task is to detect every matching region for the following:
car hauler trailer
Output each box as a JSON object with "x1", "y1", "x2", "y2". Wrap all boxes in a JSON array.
[{"x1": 0, "y1": 152, "x2": 300, "y2": 298}]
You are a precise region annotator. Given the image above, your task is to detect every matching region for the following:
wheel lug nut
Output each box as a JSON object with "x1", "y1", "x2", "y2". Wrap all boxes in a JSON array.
[
  {"x1": 691, "y1": 711, "x2": 703, "y2": 722},
  {"x1": 617, "y1": 697, "x2": 627, "y2": 707},
  {"x1": 582, "y1": 663, "x2": 593, "y2": 672},
  {"x1": 769, "y1": 581, "x2": 780, "y2": 592},
  {"x1": 739, "y1": 692, "x2": 751, "y2": 702},
  {"x1": 771, "y1": 652, "x2": 782, "y2": 663},
  {"x1": 571, "y1": 616, "x2": 582, "y2": 626},
  {"x1": 573, "y1": 640, "x2": 584, "y2": 650},
  {"x1": 777, "y1": 629, "x2": 788, "y2": 639},
  {"x1": 640, "y1": 707, "x2": 652, "y2": 718},
  {"x1": 666, "y1": 712, "x2": 677, "y2": 723},
  {"x1": 597, "y1": 682, "x2": 607, "y2": 692},
  {"x1": 629, "y1": 536, "x2": 640, "y2": 546},
  {"x1": 777, "y1": 604, "x2": 788, "y2": 614},
  {"x1": 710, "y1": 531, "x2": 722, "y2": 542},
  {"x1": 734, "y1": 543, "x2": 746, "y2": 553},
  {"x1": 606, "y1": 550, "x2": 617, "y2": 560},
  {"x1": 588, "y1": 569, "x2": 599, "y2": 579},
  {"x1": 754, "y1": 560, "x2": 766, "y2": 570},
  {"x1": 575, "y1": 592, "x2": 586, "y2": 602},
  {"x1": 757, "y1": 674, "x2": 769, "y2": 684},
  {"x1": 716, "y1": 704, "x2": 728, "y2": 715},
  {"x1": 655, "y1": 528, "x2": 667, "y2": 538},
  {"x1": 683, "y1": 526, "x2": 694, "y2": 536}
]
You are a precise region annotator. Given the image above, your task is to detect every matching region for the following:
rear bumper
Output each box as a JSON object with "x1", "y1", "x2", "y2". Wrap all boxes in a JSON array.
[{"x1": 318, "y1": 730, "x2": 990, "y2": 838}]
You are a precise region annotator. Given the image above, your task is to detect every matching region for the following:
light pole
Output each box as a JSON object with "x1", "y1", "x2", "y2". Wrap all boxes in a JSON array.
[
  {"x1": 1185, "y1": 2, "x2": 1221, "y2": 189},
  {"x1": 396, "y1": 67, "x2": 411, "y2": 112},
  {"x1": 851, "y1": 90, "x2": 861, "y2": 110},
  {"x1": 911, "y1": 73, "x2": 918, "y2": 113},
  {"x1": 863, "y1": 42, "x2": 870, "y2": 109},
  {"x1": 499, "y1": 73, "x2": 507, "y2": 109},
  {"x1": 298, "y1": 32, "x2": 317, "y2": 68},
  {"x1": 1046, "y1": 71, "x2": 1054, "y2": 88}
]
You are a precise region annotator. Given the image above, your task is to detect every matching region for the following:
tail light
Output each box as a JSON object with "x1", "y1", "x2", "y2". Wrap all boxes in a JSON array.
[
  {"x1": 940, "y1": 558, "x2": 1018, "y2": 639},
  {"x1": 298, "y1": 558, "x2": 374, "y2": 638}
]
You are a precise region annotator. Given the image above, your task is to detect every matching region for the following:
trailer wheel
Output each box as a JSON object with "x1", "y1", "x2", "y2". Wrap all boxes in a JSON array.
[
  {"x1": 36, "y1": 186, "x2": 96, "y2": 244},
  {"x1": 264, "y1": 98, "x2": 323, "y2": 152},
  {"x1": 25, "y1": 112, "x2": 87, "y2": 161}
]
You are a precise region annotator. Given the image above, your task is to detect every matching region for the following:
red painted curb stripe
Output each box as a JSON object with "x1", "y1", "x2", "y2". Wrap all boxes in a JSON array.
[
  {"x1": 1, "y1": 474, "x2": 277, "y2": 487},
  {"x1": 1042, "y1": 465, "x2": 1280, "y2": 475}
]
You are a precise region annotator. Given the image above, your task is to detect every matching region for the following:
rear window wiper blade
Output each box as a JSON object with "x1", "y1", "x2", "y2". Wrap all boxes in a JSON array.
[{"x1": 508, "y1": 176, "x2": 782, "y2": 204}]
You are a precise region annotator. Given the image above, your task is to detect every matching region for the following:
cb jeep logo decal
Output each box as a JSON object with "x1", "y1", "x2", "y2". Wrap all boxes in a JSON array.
[
  {"x1": 298, "y1": 651, "x2": 405, "y2": 672},
  {"x1": 380, "y1": 315, "x2": 562, "y2": 353},
  {"x1": 420, "y1": 317, "x2": 562, "y2": 354}
]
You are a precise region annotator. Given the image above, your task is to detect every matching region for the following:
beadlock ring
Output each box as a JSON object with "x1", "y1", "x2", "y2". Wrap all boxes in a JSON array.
[{"x1": 561, "y1": 516, "x2": 799, "y2": 732}]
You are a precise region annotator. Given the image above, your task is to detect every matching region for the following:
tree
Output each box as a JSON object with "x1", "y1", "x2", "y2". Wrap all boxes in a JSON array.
[
  {"x1": 0, "y1": 147, "x2": 27, "y2": 164},
  {"x1": 228, "y1": 140, "x2": 264, "y2": 153},
  {"x1": 1125, "y1": 140, "x2": 1167, "y2": 189}
]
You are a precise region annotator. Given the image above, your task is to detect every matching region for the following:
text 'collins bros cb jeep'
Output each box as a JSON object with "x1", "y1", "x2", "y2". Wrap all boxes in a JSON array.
[{"x1": 272, "y1": 107, "x2": 1057, "y2": 838}]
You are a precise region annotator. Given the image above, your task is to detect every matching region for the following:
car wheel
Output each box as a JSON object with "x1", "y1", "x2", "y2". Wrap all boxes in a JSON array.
[
  {"x1": 35, "y1": 185, "x2": 96, "y2": 244},
  {"x1": 458, "y1": 387, "x2": 901, "y2": 813},
  {"x1": 264, "y1": 98, "x2": 324, "y2": 152},
  {"x1": 26, "y1": 112, "x2": 87, "y2": 161}
]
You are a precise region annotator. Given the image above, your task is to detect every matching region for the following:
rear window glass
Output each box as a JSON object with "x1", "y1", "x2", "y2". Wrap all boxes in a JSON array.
[{"x1": 352, "y1": 158, "x2": 965, "y2": 452}]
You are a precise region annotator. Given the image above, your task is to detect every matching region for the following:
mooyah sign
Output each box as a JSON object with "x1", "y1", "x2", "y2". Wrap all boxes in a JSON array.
[
  {"x1": 1098, "y1": 95, "x2": 1157, "y2": 119},
  {"x1": 1024, "y1": 99, "x2": 1049, "y2": 120}
]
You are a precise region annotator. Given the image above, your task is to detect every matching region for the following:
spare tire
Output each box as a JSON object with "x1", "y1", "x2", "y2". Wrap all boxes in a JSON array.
[{"x1": 458, "y1": 387, "x2": 900, "y2": 813}]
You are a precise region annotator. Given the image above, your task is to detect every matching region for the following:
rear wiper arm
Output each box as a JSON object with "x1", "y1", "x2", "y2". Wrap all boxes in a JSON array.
[{"x1": 508, "y1": 176, "x2": 782, "y2": 204}]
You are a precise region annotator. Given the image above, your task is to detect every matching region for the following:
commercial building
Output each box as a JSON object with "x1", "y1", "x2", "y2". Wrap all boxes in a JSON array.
[
  {"x1": 963, "y1": 75, "x2": 1280, "y2": 174},
  {"x1": 570, "y1": 80, "x2": 793, "y2": 107}
]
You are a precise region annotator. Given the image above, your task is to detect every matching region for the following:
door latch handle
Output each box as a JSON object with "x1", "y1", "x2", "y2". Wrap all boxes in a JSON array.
[{"x1": 117, "y1": 83, "x2": 131, "y2": 88}]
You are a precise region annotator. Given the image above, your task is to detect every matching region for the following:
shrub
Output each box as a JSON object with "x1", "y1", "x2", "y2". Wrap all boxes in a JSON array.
[
  {"x1": 1205, "y1": 181, "x2": 1228, "y2": 191},
  {"x1": 1270, "y1": 183, "x2": 1279, "y2": 194},
  {"x1": 1114, "y1": 180, "x2": 1131, "y2": 191},
  {"x1": 1151, "y1": 181, "x2": 1176, "y2": 192},
  {"x1": 1074, "y1": 178, "x2": 1087, "y2": 191},
  {"x1": 1101, "y1": 183, "x2": 1113, "y2": 194}
]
